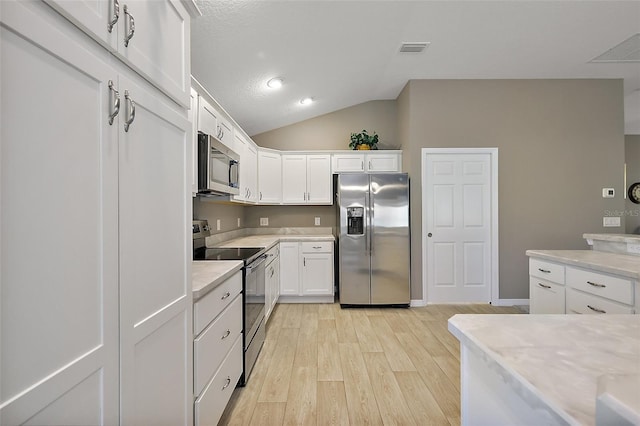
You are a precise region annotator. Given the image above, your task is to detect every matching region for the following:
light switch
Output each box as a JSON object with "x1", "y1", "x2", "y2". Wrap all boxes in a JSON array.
[
  {"x1": 260, "y1": 217, "x2": 268, "y2": 226},
  {"x1": 237, "y1": 217, "x2": 241, "y2": 227},
  {"x1": 216, "y1": 219, "x2": 221, "y2": 231},
  {"x1": 315, "y1": 217, "x2": 321, "y2": 226}
]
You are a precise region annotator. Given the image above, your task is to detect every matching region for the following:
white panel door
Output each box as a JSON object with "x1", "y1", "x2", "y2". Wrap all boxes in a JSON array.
[
  {"x1": 424, "y1": 152, "x2": 495, "y2": 303},
  {"x1": 117, "y1": 72, "x2": 192, "y2": 425},
  {"x1": 1, "y1": 2, "x2": 118, "y2": 424}
]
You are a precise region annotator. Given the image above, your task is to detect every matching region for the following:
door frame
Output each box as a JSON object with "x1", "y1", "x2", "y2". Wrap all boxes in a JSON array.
[{"x1": 421, "y1": 148, "x2": 499, "y2": 305}]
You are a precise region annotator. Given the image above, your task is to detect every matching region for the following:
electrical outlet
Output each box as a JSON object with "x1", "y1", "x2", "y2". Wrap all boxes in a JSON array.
[
  {"x1": 603, "y1": 217, "x2": 620, "y2": 227},
  {"x1": 237, "y1": 217, "x2": 241, "y2": 227},
  {"x1": 627, "y1": 243, "x2": 640, "y2": 255},
  {"x1": 260, "y1": 217, "x2": 268, "y2": 226},
  {"x1": 216, "y1": 219, "x2": 221, "y2": 231},
  {"x1": 602, "y1": 188, "x2": 615, "y2": 198},
  {"x1": 314, "y1": 217, "x2": 321, "y2": 226}
]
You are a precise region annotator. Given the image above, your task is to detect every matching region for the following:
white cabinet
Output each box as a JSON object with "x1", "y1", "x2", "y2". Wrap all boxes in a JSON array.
[
  {"x1": 233, "y1": 133, "x2": 258, "y2": 203},
  {"x1": 331, "y1": 151, "x2": 402, "y2": 173},
  {"x1": 45, "y1": 0, "x2": 191, "y2": 107},
  {"x1": 258, "y1": 149, "x2": 282, "y2": 203},
  {"x1": 265, "y1": 245, "x2": 281, "y2": 321},
  {"x1": 282, "y1": 154, "x2": 332, "y2": 204},
  {"x1": 529, "y1": 258, "x2": 566, "y2": 314},
  {"x1": 197, "y1": 95, "x2": 234, "y2": 149},
  {"x1": 565, "y1": 267, "x2": 635, "y2": 314},
  {"x1": 190, "y1": 87, "x2": 199, "y2": 196},
  {"x1": 192, "y1": 270, "x2": 243, "y2": 426},
  {"x1": 0, "y1": 2, "x2": 192, "y2": 424},
  {"x1": 279, "y1": 241, "x2": 334, "y2": 302}
]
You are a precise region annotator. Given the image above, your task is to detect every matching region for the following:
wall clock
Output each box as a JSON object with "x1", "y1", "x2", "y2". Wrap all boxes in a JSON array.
[{"x1": 628, "y1": 182, "x2": 640, "y2": 204}]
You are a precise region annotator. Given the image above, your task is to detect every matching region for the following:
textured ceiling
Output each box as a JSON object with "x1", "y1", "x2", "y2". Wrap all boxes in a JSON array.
[{"x1": 191, "y1": 1, "x2": 640, "y2": 136}]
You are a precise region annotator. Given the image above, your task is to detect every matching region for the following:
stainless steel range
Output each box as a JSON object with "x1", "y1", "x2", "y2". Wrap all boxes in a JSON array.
[{"x1": 192, "y1": 220, "x2": 266, "y2": 386}]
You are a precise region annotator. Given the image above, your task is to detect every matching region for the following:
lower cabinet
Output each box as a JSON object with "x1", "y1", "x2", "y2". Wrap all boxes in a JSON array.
[
  {"x1": 265, "y1": 245, "x2": 281, "y2": 321},
  {"x1": 279, "y1": 241, "x2": 334, "y2": 303},
  {"x1": 529, "y1": 256, "x2": 637, "y2": 314},
  {"x1": 192, "y1": 271, "x2": 243, "y2": 426}
]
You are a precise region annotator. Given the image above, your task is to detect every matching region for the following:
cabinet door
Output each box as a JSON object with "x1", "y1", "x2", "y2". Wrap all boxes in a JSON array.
[
  {"x1": 258, "y1": 150, "x2": 282, "y2": 203},
  {"x1": 332, "y1": 153, "x2": 365, "y2": 173},
  {"x1": 301, "y1": 253, "x2": 334, "y2": 295},
  {"x1": 218, "y1": 115, "x2": 234, "y2": 149},
  {"x1": 117, "y1": 73, "x2": 192, "y2": 425},
  {"x1": 246, "y1": 142, "x2": 259, "y2": 202},
  {"x1": 115, "y1": 0, "x2": 190, "y2": 107},
  {"x1": 198, "y1": 97, "x2": 218, "y2": 138},
  {"x1": 190, "y1": 88, "x2": 198, "y2": 196},
  {"x1": 306, "y1": 155, "x2": 332, "y2": 204},
  {"x1": 273, "y1": 255, "x2": 281, "y2": 303},
  {"x1": 44, "y1": 0, "x2": 117, "y2": 49},
  {"x1": 282, "y1": 155, "x2": 308, "y2": 204},
  {"x1": 232, "y1": 133, "x2": 248, "y2": 202},
  {"x1": 1, "y1": 2, "x2": 118, "y2": 424},
  {"x1": 529, "y1": 278, "x2": 565, "y2": 314},
  {"x1": 265, "y1": 262, "x2": 275, "y2": 321},
  {"x1": 366, "y1": 153, "x2": 400, "y2": 172},
  {"x1": 280, "y1": 243, "x2": 301, "y2": 295}
]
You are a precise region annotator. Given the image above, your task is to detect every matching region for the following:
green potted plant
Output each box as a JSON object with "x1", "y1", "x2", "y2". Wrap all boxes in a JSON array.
[{"x1": 349, "y1": 130, "x2": 379, "y2": 150}]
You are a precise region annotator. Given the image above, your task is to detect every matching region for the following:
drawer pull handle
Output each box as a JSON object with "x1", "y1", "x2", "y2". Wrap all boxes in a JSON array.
[
  {"x1": 222, "y1": 377, "x2": 231, "y2": 390},
  {"x1": 221, "y1": 291, "x2": 231, "y2": 300},
  {"x1": 537, "y1": 283, "x2": 551, "y2": 289},
  {"x1": 587, "y1": 281, "x2": 606, "y2": 288},
  {"x1": 221, "y1": 329, "x2": 231, "y2": 339},
  {"x1": 538, "y1": 268, "x2": 551, "y2": 273},
  {"x1": 587, "y1": 305, "x2": 606, "y2": 314},
  {"x1": 312, "y1": 246, "x2": 322, "y2": 249}
]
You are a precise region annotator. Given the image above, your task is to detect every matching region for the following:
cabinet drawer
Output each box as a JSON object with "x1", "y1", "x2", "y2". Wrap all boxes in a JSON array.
[
  {"x1": 529, "y1": 277, "x2": 565, "y2": 314},
  {"x1": 301, "y1": 241, "x2": 333, "y2": 253},
  {"x1": 194, "y1": 270, "x2": 242, "y2": 335},
  {"x1": 195, "y1": 334, "x2": 243, "y2": 426},
  {"x1": 529, "y1": 258, "x2": 565, "y2": 284},
  {"x1": 566, "y1": 267, "x2": 633, "y2": 305},
  {"x1": 194, "y1": 294, "x2": 242, "y2": 396},
  {"x1": 566, "y1": 288, "x2": 634, "y2": 314}
]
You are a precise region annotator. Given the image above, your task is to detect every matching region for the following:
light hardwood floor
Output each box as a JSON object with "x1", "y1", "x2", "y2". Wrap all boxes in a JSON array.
[{"x1": 219, "y1": 302, "x2": 521, "y2": 426}]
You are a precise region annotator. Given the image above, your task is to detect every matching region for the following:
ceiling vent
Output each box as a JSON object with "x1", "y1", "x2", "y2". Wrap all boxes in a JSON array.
[
  {"x1": 591, "y1": 33, "x2": 640, "y2": 62},
  {"x1": 399, "y1": 42, "x2": 430, "y2": 53}
]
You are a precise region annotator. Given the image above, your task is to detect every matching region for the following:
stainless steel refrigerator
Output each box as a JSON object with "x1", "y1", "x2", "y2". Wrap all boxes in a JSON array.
[{"x1": 337, "y1": 173, "x2": 410, "y2": 307}]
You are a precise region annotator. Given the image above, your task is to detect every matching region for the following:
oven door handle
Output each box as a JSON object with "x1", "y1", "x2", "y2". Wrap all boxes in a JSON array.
[{"x1": 245, "y1": 254, "x2": 268, "y2": 273}]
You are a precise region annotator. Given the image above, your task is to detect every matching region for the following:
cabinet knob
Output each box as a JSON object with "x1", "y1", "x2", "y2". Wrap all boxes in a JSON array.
[{"x1": 427, "y1": 233, "x2": 432, "y2": 238}]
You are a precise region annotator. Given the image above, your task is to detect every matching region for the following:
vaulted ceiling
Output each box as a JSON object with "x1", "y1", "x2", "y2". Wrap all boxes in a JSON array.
[{"x1": 191, "y1": 1, "x2": 640, "y2": 136}]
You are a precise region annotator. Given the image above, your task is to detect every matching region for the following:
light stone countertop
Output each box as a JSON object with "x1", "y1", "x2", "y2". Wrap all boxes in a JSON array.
[
  {"x1": 191, "y1": 260, "x2": 243, "y2": 301},
  {"x1": 213, "y1": 234, "x2": 335, "y2": 250},
  {"x1": 448, "y1": 314, "x2": 640, "y2": 426},
  {"x1": 583, "y1": 233, "x2": 640, "y2": 244},
  {"x1": 526, "y1": 250, "x2": 640, "y2": 280}
]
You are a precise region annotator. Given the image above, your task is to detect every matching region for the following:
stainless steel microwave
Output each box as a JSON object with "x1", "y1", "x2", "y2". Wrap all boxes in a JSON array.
[{"x1": 197, "y1": 133, "x2": 240, "y2": 195}]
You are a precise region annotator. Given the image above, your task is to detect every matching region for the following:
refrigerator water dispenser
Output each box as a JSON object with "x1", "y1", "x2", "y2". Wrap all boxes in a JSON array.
[{"x1": 347, "y1": 207, "x2": 364, "y2": 235}]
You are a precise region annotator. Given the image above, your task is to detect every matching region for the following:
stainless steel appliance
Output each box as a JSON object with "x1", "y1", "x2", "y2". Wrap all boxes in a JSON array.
[
  {"x1": 336, "y1": 174, "x2": 410, "y2": 307},
  {"x1": 197, "y1": 133, "x2": 240, "y2": 196},
  {"x1": 192, "y1": 220, "x2": 266, "y2": 385}
]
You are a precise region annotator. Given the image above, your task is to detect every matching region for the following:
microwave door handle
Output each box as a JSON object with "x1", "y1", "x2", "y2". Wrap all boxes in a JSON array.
[{"x1": 230, "y1": 160, "x2": 239, "y2": 187}]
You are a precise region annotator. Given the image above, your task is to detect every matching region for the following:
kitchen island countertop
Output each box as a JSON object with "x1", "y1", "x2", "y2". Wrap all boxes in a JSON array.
[
  {"x1": 448, "y1": 314, "x2": 640, "y2": 425},
  {"x1": 526, "y1": 249, "x2": 640, "y2": 280},
  {"x1": 192, "y1": 260, "x2": 243, "y2": 301}
]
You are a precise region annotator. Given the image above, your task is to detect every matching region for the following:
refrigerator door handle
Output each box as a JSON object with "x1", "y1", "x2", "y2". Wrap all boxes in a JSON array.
[{"x1": 369, "y1": 186, "x2": 374, "y2": 254}]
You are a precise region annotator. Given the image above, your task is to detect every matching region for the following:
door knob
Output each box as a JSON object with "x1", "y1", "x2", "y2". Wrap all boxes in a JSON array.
[{"x1": 427, "y1": 233, "x2": 433, "y2": 237}]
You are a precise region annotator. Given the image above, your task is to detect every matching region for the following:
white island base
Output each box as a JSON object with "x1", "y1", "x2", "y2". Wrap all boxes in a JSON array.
[{"x1": 448, "y1": 314, "x2": 640, "y2": 426}]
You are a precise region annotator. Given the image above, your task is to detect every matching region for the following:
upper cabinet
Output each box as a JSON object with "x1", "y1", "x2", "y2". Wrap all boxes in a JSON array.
[
  {"x1": 282, "y1": 154, "x2": 332, "y2": 204},
  {"x1": 331, "y1": 151, "x2": 402, "y2": 173},
  {"x1": 197, "y1": 93, "x2": 235, "y2": 151},
  {"x1": 232, "y1": 133, "x2": 258, "y2": 203},
  {"x1": 45, "y1": 0, "x2": 191, "y2": 107},
  {"x1": 258, "y1": 150, "x2": 282, "y2": 204}
]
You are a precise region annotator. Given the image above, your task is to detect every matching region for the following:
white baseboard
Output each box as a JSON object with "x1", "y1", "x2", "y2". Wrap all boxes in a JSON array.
[
  {"x1": 410, "y1": 299, "x2": 427, "y2": 307},
  {"x1": 493, "y1": 299, "x2": 530, "y2": 307}
]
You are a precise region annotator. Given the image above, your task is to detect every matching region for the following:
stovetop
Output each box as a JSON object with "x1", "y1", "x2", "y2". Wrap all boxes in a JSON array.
[{"x1": 193, "y1": 246, "x2": 264, "y2": 264}]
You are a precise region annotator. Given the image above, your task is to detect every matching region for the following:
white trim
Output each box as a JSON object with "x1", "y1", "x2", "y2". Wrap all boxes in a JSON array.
[
  {"x1": 421, "y1": 148, "x2": 500, "y2": 305},
  {"x1": 494, "y1": 299, "x2": 530, "y2": 307},
  {"x1": 410, "y1": 299, "x2": 427, "y2": 307}
]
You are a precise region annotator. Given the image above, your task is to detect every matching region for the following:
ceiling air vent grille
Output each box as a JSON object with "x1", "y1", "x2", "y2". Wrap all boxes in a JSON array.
[
  {"x1": 591, "y1": 33, "x2": 640, "y2": 62},
  {"x1": 399, "y1": 42, "x2": 430, "y2": 53}
]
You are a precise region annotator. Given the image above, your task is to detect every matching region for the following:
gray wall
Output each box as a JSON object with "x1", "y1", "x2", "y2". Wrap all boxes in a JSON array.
[
  {"x1": 252, "y1": 100, "x2": 398, "y2": 150},
  {"x1": 193, "y1": 198, "x2": 246, "y2": 234},
  {"x1": 400, "y1": 79, "x2": 625, "y2": 300},
  {"x1": 245, "y1": 205, "x2": 336, "y2": 230},
  {"x1": 626, "y1": 135, "x2": 640, "y2": 234}
]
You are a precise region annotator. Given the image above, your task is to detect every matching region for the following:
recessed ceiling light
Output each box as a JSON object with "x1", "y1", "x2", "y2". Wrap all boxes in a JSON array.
[
  {"x1": 300, "y1": 97, "x2": 313, "y2": 105},
  {"x1": 267, "y1": 77, "x2": 284, "y2": 89}
]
